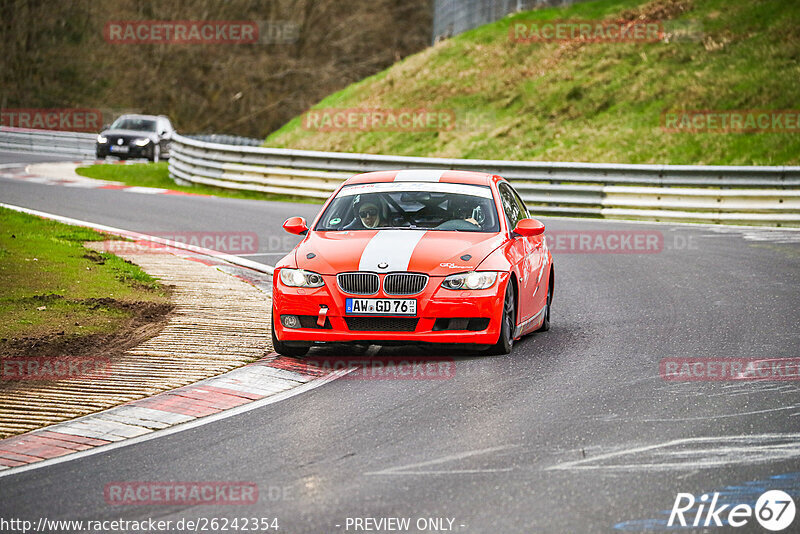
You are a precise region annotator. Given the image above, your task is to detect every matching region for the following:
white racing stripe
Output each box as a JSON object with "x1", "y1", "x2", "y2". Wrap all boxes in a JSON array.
[
  {"x1": 359, "y1": 230, "x2": 426, "y2": 271},
  {"x1": 394, "y1": 169, "x2": 445, "y2": 182}
]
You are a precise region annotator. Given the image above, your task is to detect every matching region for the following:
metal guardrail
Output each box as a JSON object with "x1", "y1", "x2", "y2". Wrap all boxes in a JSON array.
[
  {"x1": 1, "y1": 127, "x2": 797, "y2": 226},
  {"x1": 0, "y1": 126, "x2": 96, "y2": 159},
  {"x1": 168, "y1": 133, "x2": 800, "y2": 226},
  {"x1": 433, "y1": 0, "x2": 580, "y2": 43},
  {"x1": 185, "y1": 134, "x2": 262, "y2": 147}
]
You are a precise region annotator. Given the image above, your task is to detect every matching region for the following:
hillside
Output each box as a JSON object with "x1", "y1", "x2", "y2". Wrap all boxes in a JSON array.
[
  {"x1": 265, "y1": 0, "x2": 800, "y2": 165},
  {"x1": 0, "y1": 0, "x2": 430, "y2": 138}
]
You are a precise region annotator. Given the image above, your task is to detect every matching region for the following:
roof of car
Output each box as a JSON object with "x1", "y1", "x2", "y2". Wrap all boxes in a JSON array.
[
  {"x1": 344, "y1": 169, "x2": 494, "y2": 186},
  {"x1": 117, "y1": 114, "x2": 167, "y2": 121}
]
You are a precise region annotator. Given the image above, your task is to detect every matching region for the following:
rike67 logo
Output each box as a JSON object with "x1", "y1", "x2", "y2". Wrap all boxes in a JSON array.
[{"x1": 669, "y1": 490, "x2": 795, "y2": 531}]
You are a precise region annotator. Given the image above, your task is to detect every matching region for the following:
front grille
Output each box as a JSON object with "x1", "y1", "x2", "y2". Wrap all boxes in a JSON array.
[
  {"x1": 345, "y1": 317, "x2": 419, "y2": 332},
  {"x1": 108, "y1": 135, "x2": 134, "y2": 146},
  {"x1": 384, "y1": 273, "x2": 428, "y2": 295},
  {"x1": 337, "y1": 272, "x2": 379, "y2": 295}
]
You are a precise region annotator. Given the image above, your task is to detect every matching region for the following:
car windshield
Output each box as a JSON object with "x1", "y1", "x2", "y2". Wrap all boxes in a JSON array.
[
  {"x1": 110, "y1": 118, "x2": 157, "y2": 131},
  {"x1": 315, "y1": 182, "x2": 500, "y2": 232}
]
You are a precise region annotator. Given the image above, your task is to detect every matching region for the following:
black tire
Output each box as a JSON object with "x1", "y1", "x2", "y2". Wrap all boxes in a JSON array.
[
  {"x1": 537, "y1": 271, "x2": 553, "y2": 332},
  {"x1": 271, "y1": 313, "x2": 309, "y2": 357},
  {"x1": 489, "y1": 281, "x2": 516, "y2": 355}
]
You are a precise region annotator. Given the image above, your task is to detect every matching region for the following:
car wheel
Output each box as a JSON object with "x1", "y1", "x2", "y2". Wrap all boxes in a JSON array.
[
  {"x1": 271, "y1": 313, "x2": 309, "y2": 357},
  {"x1": 151, "y1": 144, "x2": 160, "y2": 163},
  {"x1": 537, "y1": 271, "x2": 552, "y2": 332},
  {"x1": 489, "y1": 281, "x2": 515, "y2": 355}
]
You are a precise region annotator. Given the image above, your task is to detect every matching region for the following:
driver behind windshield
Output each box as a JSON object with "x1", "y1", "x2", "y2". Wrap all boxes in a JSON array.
[
  {"x1": 450, "y1": 196, "x2": 480, "y2": 227},
  {"x1": 344, "y1": 195, "x2": 386, "y2": 229}
]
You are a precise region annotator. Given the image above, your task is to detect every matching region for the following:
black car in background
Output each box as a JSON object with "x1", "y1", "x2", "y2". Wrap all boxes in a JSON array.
[{"x1": 96, "y1": 114, "x2": 174, "y2": 162}]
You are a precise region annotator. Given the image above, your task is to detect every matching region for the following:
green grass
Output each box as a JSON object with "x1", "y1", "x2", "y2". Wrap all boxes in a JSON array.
[
  {"x1": 0, "y1": 207, "x2": 169, "y2": 343},
  {"x1": 75, "y1": 162, "x2": 324, "y2": 204},
  {"x1": 264, "y1": 0, "x2": 800, "y2": 165}
]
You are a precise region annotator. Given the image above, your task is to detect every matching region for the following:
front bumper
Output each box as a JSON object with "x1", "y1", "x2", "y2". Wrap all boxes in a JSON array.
[
  {"x1": 96, "y1": 142, "x2": 153, "y2": 159},
  {"x1": 272, "y1": 272, "x2": 508, "y2": 346}
]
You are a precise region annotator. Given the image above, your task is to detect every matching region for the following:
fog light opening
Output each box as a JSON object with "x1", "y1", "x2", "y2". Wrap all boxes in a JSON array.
[{"x1": 281, "y1": 315, "x2": 300, "y2": 329}]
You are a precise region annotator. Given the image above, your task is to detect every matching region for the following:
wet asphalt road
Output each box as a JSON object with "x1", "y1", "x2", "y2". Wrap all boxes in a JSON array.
[{"x1": 1, "y1": 151, "x2": 799, "y2": 533}]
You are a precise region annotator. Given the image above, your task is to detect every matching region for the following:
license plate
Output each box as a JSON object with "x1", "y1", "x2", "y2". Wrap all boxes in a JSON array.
[
  {"x1": 110, "y1": 145, "x2": 129, "y2": 153},
  {"x1": 345, "y1": 298, "x2": 417, "y2": 316}
]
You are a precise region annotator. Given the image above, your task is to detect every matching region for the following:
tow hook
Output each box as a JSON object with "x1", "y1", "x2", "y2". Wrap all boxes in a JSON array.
[{"x1": 317, "y1": 305, "x2": 328, "y2": 327}]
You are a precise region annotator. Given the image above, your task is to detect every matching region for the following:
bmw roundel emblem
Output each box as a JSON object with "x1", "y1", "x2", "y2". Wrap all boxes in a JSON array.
[{"x1": 378, "y1": 262, "x2": 388, "y2": 269}]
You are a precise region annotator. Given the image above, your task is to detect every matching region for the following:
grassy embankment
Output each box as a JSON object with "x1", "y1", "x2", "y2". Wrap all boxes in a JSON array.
[
  {"x1": 0, "y1": 207, "x2": 170, "y2": 357},
  {"x1": 264, "y1": 0, "x2": 800, "y2": 166},
  {"x1": 75, "y1": 162, "x2": 324, "y2": 204}
]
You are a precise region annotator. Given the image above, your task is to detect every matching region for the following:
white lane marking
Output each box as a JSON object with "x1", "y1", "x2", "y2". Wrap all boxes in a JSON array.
[
  {"x1": 633, "y1": 405, "x2": 800, "y2": 422},
  {"x1": 358, "y1": 230, "x2": 426, "y2": 271},
  {"x1": 0, "y1": 367, "x2": 352, "y2": 480},
  {"x1": 547, "y1": 433, "x2": 800, "y2": 472},
  {"x1": 124, "y1": 186, "x2": 169, "y2": 194},
  {"x1": 365, "y1": 445, "x2": 517, "y2": 475},
  {"x1": 0, "y1": 203, "x2": 273, "y2": 275},
  {"x1": 393, "y1": 169, "x2": 445, "y2": 182}
]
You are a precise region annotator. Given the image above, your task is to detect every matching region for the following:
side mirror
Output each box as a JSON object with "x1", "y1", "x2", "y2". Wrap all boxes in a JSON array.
[
  {"x1": 513, "y1": 218, "x2": 545, "y2": 237},
  {"x1": 283, "y1": 216, "x2": 309, "y2": 235}
]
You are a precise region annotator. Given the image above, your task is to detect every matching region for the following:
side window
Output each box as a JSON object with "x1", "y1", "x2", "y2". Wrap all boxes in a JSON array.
[
  {"x1": 511, "y1": 186, "x2": 530, "y2": 219},
  {"x1": 498, "y1": 182, "x2": 524, "y2": 230}
]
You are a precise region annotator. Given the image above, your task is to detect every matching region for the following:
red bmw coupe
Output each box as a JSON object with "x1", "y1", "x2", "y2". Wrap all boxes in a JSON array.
[{"x1": 272, "y1": 169, "x2": 553, "y2": 356}]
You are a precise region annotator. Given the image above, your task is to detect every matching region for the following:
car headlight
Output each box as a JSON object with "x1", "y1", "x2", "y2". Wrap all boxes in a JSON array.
[
  {"x1": 441, "y1": 271, "x2": 498, "y2": 290},
  {"x1": 97, "y1": 135, "x2": 107, "y2": 143},
  {"x1": 279, "y1": 268, "x2": 325, "y2": 288},
  {"x1": 133, "y1": 138, "x2": 151, "y2": 146}
]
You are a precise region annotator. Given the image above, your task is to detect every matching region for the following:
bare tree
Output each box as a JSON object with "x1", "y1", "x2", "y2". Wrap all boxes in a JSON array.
[{"x1": 1, "y1": 0, "x2": 432, "y2": 137}]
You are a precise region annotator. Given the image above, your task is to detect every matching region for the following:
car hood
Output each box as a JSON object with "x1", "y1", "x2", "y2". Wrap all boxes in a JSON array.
[
  {"x1": 101, "y1": 129, "x2": 157, "y2": 139},
  {"x1": 295, "y1": 230, "x2": 505, "y2": 276}
]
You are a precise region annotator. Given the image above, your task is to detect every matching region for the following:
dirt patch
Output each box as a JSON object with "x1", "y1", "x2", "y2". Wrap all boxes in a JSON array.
[
  {"x1": 0, "y1": 299, "x2": 174, "y2": 359},
  {"x1": 82, "y1": 249, "x2": 106, "y2": 265},
  {"x1": 620, "y1": 0, "x2": 695, "y2": 21}
]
